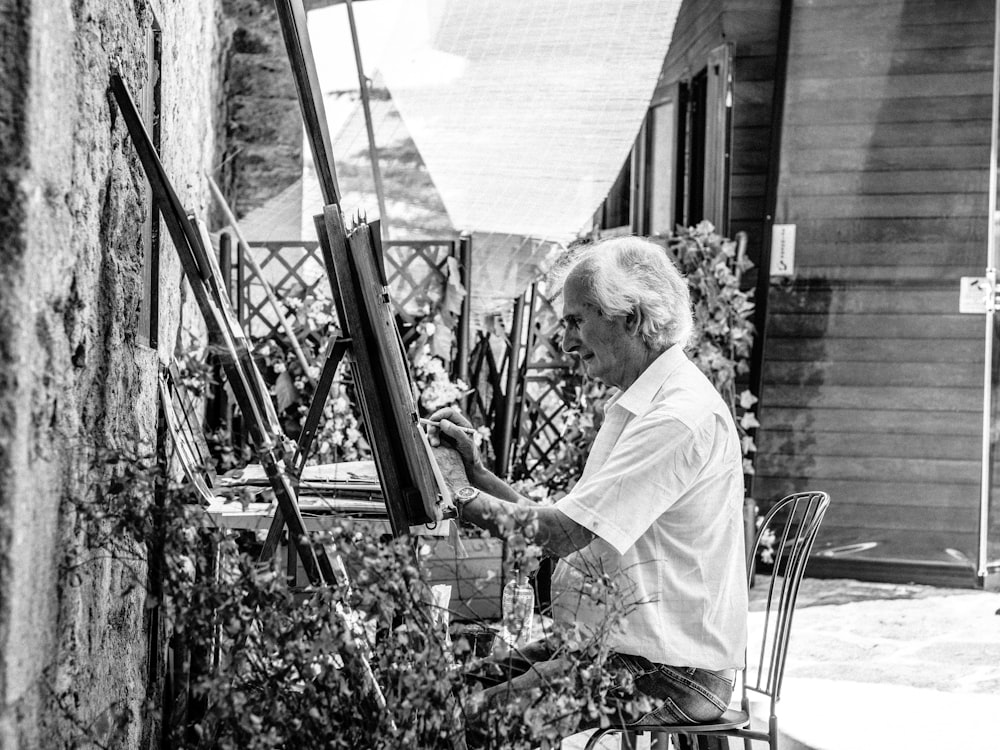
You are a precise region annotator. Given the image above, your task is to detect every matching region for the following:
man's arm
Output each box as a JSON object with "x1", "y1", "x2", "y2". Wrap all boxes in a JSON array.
[
  {"x1": 459, "y1": 491, "x2": 596, "y2": 559},
  {"x1": 429, "y1": 406, "x2": 525, "y2": 502},
  {"x1": 428, "y1": 406, "x2": 596, "y2": 557}
]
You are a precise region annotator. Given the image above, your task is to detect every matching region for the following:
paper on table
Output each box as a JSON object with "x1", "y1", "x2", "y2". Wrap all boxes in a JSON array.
[
  {"x1": 220, "y1": 460, "x2": 380, "y2": 491},
  {"x1": 204, "y1": 493, "x2": 387, "y2": 518}
]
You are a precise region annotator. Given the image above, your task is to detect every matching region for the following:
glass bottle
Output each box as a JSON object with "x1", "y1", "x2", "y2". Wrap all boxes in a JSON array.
[{"x1": 495, "y1": 567, "x2": 534, "y2": 653}]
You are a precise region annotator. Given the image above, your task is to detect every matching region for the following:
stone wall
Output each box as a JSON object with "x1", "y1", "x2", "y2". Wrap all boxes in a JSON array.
[{"x1": 0, "y1": 1, "x2": 224, "y2": 747}]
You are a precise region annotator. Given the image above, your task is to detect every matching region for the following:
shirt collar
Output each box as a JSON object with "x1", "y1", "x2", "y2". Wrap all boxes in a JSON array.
[{"x1": 606, "y1": 345, "x2": 687, "y2": 416}]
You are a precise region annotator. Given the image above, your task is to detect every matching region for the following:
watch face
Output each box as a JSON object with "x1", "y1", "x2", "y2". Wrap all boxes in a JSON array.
[{"x1": 456, "y1": 486, "x2": 478, "y2": 501}]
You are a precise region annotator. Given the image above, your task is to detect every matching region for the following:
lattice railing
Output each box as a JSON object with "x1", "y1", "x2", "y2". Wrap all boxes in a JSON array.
[
  {"x1": 237, "y1": 238, "x2": 462, "y2": 347},
  {"x1": 383, "y1": 241, "x2": 458, "y2": 322},
  {"x1": 239, "y1": 242, "x2": 327, "y2": 340},
  {"x1": 212, "y1": 234, "x2": 471, "y2": 458},
  {"x1": 225, "y1": 234, "x2": 577, "y2": 483},
  {"x1": 506, "y1": 285, "x2": 578, "y2": 481}
]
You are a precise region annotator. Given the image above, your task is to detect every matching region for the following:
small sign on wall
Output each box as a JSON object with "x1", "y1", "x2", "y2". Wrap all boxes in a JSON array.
[
  {"x1": 770, "y1": 224, "x2": 796, "y2": 276},
  {"x1": 959, "y1": 276, "x2": 992, "y2": 314}
]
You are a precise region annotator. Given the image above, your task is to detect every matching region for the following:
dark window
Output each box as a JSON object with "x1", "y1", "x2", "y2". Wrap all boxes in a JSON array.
[
  {"x1": 600, "y1": 157, "x2": 632, "y2": 231},
  {"x1": 678, "y1": 68, "x2": 708, "y2": 227}
]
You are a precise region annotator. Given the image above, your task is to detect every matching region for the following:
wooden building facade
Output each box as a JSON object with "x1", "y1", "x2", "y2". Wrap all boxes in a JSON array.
[{"x1": 598, "y1": 0, "x2": 1000, "y2": 586}]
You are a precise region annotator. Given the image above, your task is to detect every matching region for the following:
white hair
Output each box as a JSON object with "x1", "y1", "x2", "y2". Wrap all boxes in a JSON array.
[{"x1": 558, "y1": 236, "x2": 693, "y2": 350}]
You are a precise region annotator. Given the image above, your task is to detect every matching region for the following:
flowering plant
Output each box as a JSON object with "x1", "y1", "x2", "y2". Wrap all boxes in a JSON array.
[
  {"x1": 668, "y1": 221, "x2": 758, "y2": 478},
  {"x1": 405, "y1": 319, "x2": 472, "y2": 414}
]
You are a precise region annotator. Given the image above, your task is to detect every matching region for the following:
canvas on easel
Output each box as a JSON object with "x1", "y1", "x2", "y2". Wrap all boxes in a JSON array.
[
  {"x1": 270, "y1": 0, "x2": 458, "y2": 536},
  {"x1": 314, "y1": 207, "x2": 451, "y2": 536}
]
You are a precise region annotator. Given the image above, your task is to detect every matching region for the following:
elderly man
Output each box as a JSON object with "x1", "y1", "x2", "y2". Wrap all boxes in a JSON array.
[{"x1": 433, "y1": 236, "x2": 747, "y2": 743}]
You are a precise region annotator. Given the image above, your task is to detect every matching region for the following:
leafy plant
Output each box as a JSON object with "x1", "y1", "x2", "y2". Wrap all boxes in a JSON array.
[{"x1": 56, "y1": 452, "x2": 663, "y2": 749}]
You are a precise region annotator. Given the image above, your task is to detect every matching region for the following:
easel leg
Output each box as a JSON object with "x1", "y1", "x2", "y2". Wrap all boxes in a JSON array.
[{"x1": 291, "y1": 336, "x2": 351, "y2": 475}]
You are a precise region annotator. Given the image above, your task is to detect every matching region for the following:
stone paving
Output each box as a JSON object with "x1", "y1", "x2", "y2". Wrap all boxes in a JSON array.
[
  {"x1": 760, "y1": 578, "x2": 1000, "y2": 749},
  {"x1": 564, "y1": 577, "x2": 1000, "y2": 749},
  {"x1": 774, "y1": 578, "x2": 1000, "y2": 695}
]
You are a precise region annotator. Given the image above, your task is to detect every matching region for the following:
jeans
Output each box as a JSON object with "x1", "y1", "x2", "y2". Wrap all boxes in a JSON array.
[
  {"x1": 462, "y1": 638, "x2": 734, "y2": 747},
  {"x1": 613, "y1": 654, "x2": 734, "y2": 725}
]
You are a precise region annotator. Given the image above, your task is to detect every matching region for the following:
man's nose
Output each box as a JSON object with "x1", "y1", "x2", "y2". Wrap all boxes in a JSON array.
[{"x1": 562, "y1": 329, "x2": 579, "y2": 353}]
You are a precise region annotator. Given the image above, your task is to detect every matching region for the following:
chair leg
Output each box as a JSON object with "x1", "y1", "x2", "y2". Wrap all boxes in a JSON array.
[
  {"x1": 650, "y1": 731, "x2": 672, "y2": 749},
  {"x1": 693, "y1": 736, "x2": 728, "y2": 750}
]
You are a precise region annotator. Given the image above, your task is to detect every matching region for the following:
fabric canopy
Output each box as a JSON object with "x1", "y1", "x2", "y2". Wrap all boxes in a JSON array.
[
  {"x1": 244, "y1": 0, "x2": 683, "y2": 317},
  {"x1": 378, "y1": 0, "x2": 682, "y2": 243}
]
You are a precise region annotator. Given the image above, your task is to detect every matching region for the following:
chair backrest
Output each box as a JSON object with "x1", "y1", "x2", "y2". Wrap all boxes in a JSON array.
[{"x1": 744, "y1": 490, "x2": 830, "y2": 713}]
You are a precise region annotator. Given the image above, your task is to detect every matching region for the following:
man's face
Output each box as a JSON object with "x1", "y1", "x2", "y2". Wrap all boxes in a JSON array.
[{"x1": 560, "y1": 273, "x2": 634, "y2": 389}]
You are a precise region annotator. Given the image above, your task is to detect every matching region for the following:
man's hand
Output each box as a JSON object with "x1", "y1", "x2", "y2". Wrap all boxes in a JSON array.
[{"x1": 427, "y1": 406, "x2": 484, "y2": 480}]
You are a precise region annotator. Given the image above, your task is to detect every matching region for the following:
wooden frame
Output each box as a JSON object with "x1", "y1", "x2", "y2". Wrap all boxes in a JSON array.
[
  {"x1": 274, "y1": 0, "x2": 341, "y2": 206},
  {"x1": 270, "y1": 0, "x2": 450, "y2": 534}
]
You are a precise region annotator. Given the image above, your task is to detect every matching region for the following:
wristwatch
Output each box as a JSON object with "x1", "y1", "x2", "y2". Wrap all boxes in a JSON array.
[{"x1": 454, "y1": 486, "x2": 481, "y2": 516}]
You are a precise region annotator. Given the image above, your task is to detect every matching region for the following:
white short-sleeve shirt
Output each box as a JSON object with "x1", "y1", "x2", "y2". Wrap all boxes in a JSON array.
[{"x1": 551, "y1": 346, "x2": 748, "y2": 669}]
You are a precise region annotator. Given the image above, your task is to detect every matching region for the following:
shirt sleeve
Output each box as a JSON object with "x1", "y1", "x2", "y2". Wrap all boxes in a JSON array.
[{"x1": 554, "y1": 408, "x2": 706, "y2": 555}]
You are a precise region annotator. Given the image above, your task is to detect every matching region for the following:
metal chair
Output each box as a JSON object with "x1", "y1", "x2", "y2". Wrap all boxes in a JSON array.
[{"x1": 584, "y1": 490, "x2": 831, "y2": 750}]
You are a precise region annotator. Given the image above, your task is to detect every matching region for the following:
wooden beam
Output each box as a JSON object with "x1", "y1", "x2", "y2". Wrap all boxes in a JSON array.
[
  {"x1": 343, "y1": 0, "x2": 390, "y2": 236},
  {"x1": 274, "y1": 0, "x2": 342, "y2": 206}
]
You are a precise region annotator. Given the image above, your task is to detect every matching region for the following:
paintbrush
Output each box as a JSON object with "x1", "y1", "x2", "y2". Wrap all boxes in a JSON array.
[{"x1": 418, "y1": 417, "x2": 477, "y2": 436}]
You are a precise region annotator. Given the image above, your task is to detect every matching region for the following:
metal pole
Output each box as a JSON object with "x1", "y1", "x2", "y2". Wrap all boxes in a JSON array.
[
  {"x1": 343, "y1": 0, "x2": 389, "y2": 238},
  {"x1": 747, "y1": 0, "x2": 793, "y2": 500},
  {"x1": 206, "y1": 174, "x2": 316, "y2": 383},
  {"x1": 496, "y1": 293, "x2": 527, "y2": 477},
  {"x1": 455, "y1": 233, "x2": 473, "y2": 384},
  {"x1": 978, "y1": 0, "x2": 1000, "y2": 582}
]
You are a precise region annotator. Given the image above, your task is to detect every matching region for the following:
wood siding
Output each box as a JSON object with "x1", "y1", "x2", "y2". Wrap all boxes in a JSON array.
[
  {"x1": 756, "y1": 0, "x2": 996, "y2": 573},
  {"x1": 723, "y1": 1, "x2": 783, "y2": 270}
]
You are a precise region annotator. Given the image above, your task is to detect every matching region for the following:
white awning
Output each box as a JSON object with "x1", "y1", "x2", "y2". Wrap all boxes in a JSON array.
[
  {"x1": 294, "y1": 0, "x2": 682, "y2": 316},
  {"x1": 377, "y1": 0, "x2": 683, "y2": 242}
]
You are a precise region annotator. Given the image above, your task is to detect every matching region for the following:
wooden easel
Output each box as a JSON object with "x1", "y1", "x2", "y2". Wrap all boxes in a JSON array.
[
  {"x1": 268, "y1": 0, "x2": 454, "y2": 540},
  {"x1": 266, "y1": 11, "x2": 465, "y2": 746},
  {"x1": 257, "y1": 206, "x2": 453, "y2": 557},
  {"x1": 110, "y1": 74, "x2": 337, "y2": 585},
  {"x1": 111, "y1": 73, "x2": 391, "y2": 714}
]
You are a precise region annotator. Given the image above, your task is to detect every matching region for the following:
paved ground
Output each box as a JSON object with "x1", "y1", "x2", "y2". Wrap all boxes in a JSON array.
[{"x1": 563, "y1": 577, "x2": 1000, "y2": 749}]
